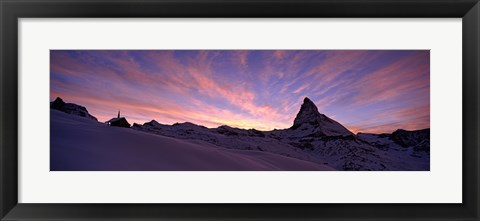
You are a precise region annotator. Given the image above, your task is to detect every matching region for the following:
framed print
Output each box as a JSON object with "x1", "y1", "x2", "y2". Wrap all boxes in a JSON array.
[
  {"x1": 1, "y1": 0, "x2": 479, "y2": 221},
  {"x1": 48, "y1": 49, "x2": 430, "y2": 172}
]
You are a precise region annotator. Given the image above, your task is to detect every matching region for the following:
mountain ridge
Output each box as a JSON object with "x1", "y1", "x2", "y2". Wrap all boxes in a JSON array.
[{"x1": 51, "y1": 97, "x2": 430, "y2": 170}]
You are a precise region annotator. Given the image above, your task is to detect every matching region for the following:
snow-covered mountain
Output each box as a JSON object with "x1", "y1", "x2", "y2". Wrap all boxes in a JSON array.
[
  {"x1": 51, "y1": 97, "x2": 430, "y2": 171},
  {"x1": 131, "y1": 97, "x2": 429, "y2": 171},
  {"x1": 290, "y1": 97, "x2": 353, "y2": 137},
  {"x1": 50, "y1": 97, "x2": 97, "y2": 121}
]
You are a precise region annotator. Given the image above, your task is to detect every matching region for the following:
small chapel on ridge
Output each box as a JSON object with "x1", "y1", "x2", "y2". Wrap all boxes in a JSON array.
[{"x1": 105, "y1": 111, "x2": 131, "y2": 128}]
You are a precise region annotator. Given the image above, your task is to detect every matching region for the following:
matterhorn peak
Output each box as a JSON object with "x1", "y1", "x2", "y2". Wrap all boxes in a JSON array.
[
  {"x1": 291, "y1": 97, "x2": 353, "y2": 137},
  {"x1": 293, "y1": 97, "x2": 321, "y2": 127},
  {"x1": 303, "y1": 97, "x2": 314, "y2": 105}
]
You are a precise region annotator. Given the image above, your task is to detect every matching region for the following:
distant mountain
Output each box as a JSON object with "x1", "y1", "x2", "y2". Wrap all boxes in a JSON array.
[
  {"x1": 50, "y1": 97, "x2": 97, "y2": 121},
  {"x1": 391, "y1": 129, "x2": 430, "y2": 150},
  {"x1": 358, "y1": 129, "x2": 430, "y2": 153}
]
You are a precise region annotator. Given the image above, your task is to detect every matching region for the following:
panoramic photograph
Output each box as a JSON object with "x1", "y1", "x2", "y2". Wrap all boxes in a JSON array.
[{"x1": 50, "y1": 50, "x2": 430, "y2": 171}]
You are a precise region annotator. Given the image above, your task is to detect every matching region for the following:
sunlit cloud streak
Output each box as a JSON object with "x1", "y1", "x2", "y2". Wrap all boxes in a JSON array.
[{"x1": 50, "y1": 50, "x2": 429, "y2": 133}]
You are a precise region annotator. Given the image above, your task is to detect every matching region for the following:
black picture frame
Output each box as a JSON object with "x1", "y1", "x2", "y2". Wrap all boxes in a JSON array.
[{"x1": 1, "y1": 0, "x2": 479, "y2": 220}]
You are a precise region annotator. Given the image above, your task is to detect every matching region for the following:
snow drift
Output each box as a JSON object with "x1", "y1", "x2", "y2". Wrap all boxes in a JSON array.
[
  {"x1": 50, "y1": 109, "x2": 334, "y2": 171},
  {"x1": 50, "y1": 97, "x2": 429, "y2": 171}
]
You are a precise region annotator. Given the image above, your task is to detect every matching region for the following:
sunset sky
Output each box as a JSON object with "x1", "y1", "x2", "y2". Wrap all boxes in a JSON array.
[{"x1": 50, "y1": 50, "x2": 429, "y2": 133}]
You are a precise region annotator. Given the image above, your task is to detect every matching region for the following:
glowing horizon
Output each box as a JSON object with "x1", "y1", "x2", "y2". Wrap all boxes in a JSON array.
[{"x1": 50, "y1": 50, "x2": 430, "y2": 134}]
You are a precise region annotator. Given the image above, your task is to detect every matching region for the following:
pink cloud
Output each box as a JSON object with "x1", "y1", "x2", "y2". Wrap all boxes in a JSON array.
[
  {"x1": 51, "y1": 51, "x2": 293, "y2": 130},
  {"x1": 51, "y1": 50, "x2": 430, "y2": 133},
  {"x1": 349, "y1": 51, "x2": 429, "y2": 107}
]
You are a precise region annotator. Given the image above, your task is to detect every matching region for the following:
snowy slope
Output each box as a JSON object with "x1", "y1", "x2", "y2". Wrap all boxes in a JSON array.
[
  {"x1": 51, "y1": 110, "x2": 334, "y2": 171},
  {"x1": 132, "y1": 97, "x2": 430, "y2": 171},
  {"x1": 132, "y1": 121, "x2": 326, "y2": 164},
  {"x1": 133, "y1": 120, "x2": 429, "y2": 171},
  {"x1": 51, "y1": 97, "x2": 429, "y2": 171}
]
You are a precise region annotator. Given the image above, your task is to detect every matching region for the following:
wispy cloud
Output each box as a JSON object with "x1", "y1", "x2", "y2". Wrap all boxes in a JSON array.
[{"x1": 51, "y1": 50, "x2": 429, "y2": 133}]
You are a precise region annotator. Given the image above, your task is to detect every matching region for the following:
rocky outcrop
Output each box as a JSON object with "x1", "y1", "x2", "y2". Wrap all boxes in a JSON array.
[
  {"x1": 290, "y1": 97, "x2": 353, "y2": 137},
  {"x1": 50, "y1": 97, "x2": 97, "y2": 121}
]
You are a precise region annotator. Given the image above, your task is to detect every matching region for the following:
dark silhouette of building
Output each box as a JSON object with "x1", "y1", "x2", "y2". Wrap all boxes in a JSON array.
[{"x1": 106, "y1": 111, "x2": 131, "y2": 128}]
